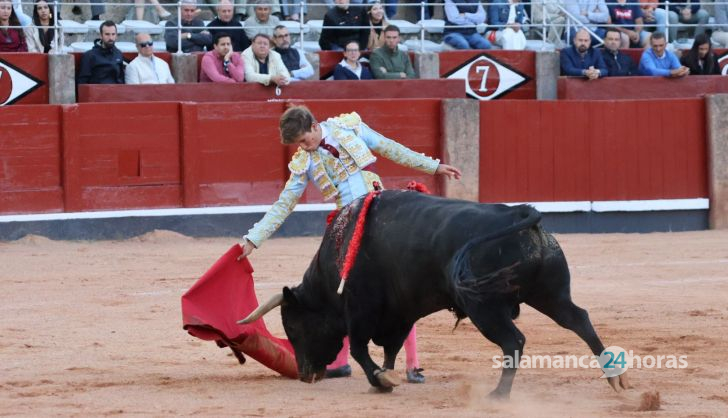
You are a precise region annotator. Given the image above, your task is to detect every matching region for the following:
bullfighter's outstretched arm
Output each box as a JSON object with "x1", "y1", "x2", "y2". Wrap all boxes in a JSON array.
[
  {"x1": 359, "y1": 123, "x2": 440, "y2": 175},
  {"x1": 244, "y1": 172, "x2": 308, "y2": 249}
]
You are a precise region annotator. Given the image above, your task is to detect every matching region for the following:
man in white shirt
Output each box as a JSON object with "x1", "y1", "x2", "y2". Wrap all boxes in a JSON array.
[
  {"x1": 125, "y1": 33, "x2": 175, "y2": 85},
  {"x1": 243, "y1": 33, "x2": 290, "y2": 86},
  {"x1": 244, "y1": 0, "x2": 281, "y2": 39}
]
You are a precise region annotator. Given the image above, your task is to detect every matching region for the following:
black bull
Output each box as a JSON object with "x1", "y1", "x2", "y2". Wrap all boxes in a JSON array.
[{"x1": 240, "y1": 190, "x2": 630, "y2": 397}]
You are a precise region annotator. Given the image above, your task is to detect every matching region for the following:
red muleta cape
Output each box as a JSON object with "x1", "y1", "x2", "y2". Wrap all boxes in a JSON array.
[{"x1": 181, "y1": 245, "x2": 298, "y2": 379}]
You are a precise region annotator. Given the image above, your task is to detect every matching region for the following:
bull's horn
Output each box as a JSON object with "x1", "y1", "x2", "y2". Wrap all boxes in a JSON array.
[{"x1": 237, "y1": 293, "x2": 284, "y2": 324}]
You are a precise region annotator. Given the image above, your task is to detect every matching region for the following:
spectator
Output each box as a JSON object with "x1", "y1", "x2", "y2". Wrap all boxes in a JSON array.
[
  {"x1": 200, "y1": 32, "x2": 245, "y2": 82},
  {"x1": 134, "y1": 0, "x2": 171, "y2": 20},
  {"x1": 208, "y1": 0, "x2": 250, "y2": 51},
  {"x1": 25, "y1": 0, "x2": 57, "y2": 53},
  {"x1": 367, "y1": 1, "x2": 387, "y2": 51},
  {"x1": 243, "y1": 33, "x2": 290, "y2": 85},
  {"x1": 273, "y1": 25, "x2": 314, "y2": 81},
  {"x1": 639, "y1": 31, "x2": 689, "y2": 76},
  {"x1": 333, "y1": 40, "x2": 373, "y2": 79},
  {"x1": 319, "y1": 0, "x2": 369, "y2": 51},
  {"x1": 564, "y1": 0, "x2": 610, "y2": 41},
  {"x1": 78, "y1": 21, "x2": 124, "y2": 84},
  {"x1": 608, "y1": 0, "x2": 649, "y2": 48},
  {"x1": 237, "y1": 0, "x2": 282, "y2": 20},
  {"x1": 680, "y1": 33, "x2": 720, "y2": 75},
  {"x1": 165, "y1": 0, "x2": 212, "y2": 53},
  {"x1": 666, "y1": 0, "x2": 709, "y2": 39},
  {"x1": 531, "y1": 0, "x2": 567, "y2": 48},
  {"x1": 487, "y1": 0, "x2": 529, "y2": 50},
  {"x1": 601, "y1": 28, "x2": 637, "y2": 76},
  {"x1": 244, "y1": 0, "x2": 281, "y2": 39},
  {"x1": 560, "y1": 28, "x2": 608, "y2": 79},
  {"x1": 640, "y1": 0, "x2": 657, "y2": 33},
  {"x1": 443, "y1": 0, "x2": 492, "y2": 50},
  {"x1": 369, "y1": 24, "x2": 416, "y2": 79},
  {"x1": 126, "y1": 33, "x2": 175, "y2": 84},
  {"x1": 0, "y1": 0, "x2": 27, "y2": 52},
  {"x1": 281, "y1": 0, "x2": 305, "y2": 21},
  {"x1": 711, "y1": 1, "x2": 728, "y2": 48}
]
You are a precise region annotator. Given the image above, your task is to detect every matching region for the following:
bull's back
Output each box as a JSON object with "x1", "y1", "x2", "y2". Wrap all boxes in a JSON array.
[{"x1": 346, "y1": 191, "x2": 541, "y2": 317}]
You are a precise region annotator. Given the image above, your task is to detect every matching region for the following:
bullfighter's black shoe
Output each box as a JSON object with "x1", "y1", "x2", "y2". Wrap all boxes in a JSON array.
[
  {"x1": 406, "y1": 368, "x2": 425, "y2": 383},
  {"x1": 325, "y1": 364, "x2": 352, "y2": 378}
]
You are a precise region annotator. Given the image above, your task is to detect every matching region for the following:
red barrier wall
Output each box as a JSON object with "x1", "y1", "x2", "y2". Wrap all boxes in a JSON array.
[
  {"x1": 181, "y1": 99, "x2": 443, "y2": 207},
  {"x1": 0, "y1": 105, "x2": 63, "y2": 213},
  {"x1": 77, "y1": 79, "x2": 464, "y2": 103},
  {"x1": 0, "y1": 53, "x2": 49, "y2": 105},
  {"x1": 558, "y1": 75, "x2": 728, "y2": 100},
  {"x1": 438, "y1": 50, "x2": 536, "y2": 100},
  {"x1": 479, "y1": 99, "x2": 708, "y2": 203},
  {"x1": 1, "y1": 99, "x2": 709, "y2": 215},
  {"x1": 181, "y1": 102, "x2": 287, "y2": 207},
  {"x1": 62, "y1": 102, "x2": 182, "y2": 211}
]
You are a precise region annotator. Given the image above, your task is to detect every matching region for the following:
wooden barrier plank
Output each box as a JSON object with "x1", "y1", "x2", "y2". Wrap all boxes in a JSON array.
[
  {"x1": 479, "y1": 99, "x2": 707, "y2": 204},
  {"x1": 0, "y1": 105, "x2": 62, "y2": 213},
  {"x1": 62, "y1": 102, "x2": 182, "y2": 211},
  {"x1": 186, "y1": 102, "x2": 287, "y2": 206},
  {"x1": 77, "y1": 79, "x2": 465, "y2": 103},
  {"x1": 558, "y1": 75, "x2": 728, "y2": 100}
]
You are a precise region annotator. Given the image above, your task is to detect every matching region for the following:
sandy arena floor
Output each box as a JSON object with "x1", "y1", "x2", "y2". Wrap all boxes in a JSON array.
[{"x1": 1, "y1": 230, "x2": 727, "y2": 417}]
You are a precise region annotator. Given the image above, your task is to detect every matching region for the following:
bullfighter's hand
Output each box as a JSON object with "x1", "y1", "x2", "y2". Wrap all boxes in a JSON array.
[
  {"x1": 436, "y1": 164, "x2": 462, "y2": 180},
  {"x1": 237, "y1": 239, "x2": 255, "y2": 261}
]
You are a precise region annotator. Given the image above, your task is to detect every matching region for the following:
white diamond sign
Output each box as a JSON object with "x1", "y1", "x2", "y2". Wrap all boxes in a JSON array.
[
  {"x1": 0, "y1": 59, "x2": 43, "y2": 106},
  {"x1": 445, "y1": 53, "x2": 530, "y2": 101}
]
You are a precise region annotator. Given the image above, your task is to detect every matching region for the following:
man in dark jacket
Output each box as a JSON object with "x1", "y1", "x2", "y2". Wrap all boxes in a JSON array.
[
  {"x1": 560, "y1": 28, "x2": 608, "y2": 80},
  {"x1": 601, "y1": 28, "x2": 637, "y2": 77},
  {"x1": 207, "y1": 0, "x2": 249, "y2": 52},
  {"x1": 273, "y1": 25, "x2": 314, "y2": 81},
  {"x1": 165, "y1": 0, "x2": 213, "y2": 53},
  {"x1": 78, "y1": 20, "x2": 124, "y2": 84},
  {"x1": 318, "y1": 0, "x2": 369, "y2": 51}
]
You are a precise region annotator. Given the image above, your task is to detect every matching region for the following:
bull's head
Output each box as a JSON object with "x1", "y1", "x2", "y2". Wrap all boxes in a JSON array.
[{"x1": 238, "y1": 286, "x2": 346, "y2": 383}]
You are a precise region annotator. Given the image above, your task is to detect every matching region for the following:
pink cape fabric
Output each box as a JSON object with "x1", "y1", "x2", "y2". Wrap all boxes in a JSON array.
[{"x1": 181, "y1": 245, "x2": 298, "y2": 379}]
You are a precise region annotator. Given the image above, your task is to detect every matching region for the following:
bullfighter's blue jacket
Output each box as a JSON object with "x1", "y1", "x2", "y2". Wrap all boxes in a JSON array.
[{"x1": 245, "y1": 112, "x2": 440, "y2": 247}]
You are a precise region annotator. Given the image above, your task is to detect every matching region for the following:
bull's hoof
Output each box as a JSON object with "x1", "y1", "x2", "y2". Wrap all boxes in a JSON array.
[
  {"x1": 374, "y1": 369, "x2": 400, "y2": 388},
  {"x1": 368, "y1": 385, "x2": 394, "y2": 394},
  {"x1": 611, "y1": 372, "x2": 632, "y2": 390},
  {"x1": 607, "y1": 374, "x2": 631, "y2": 393},
  {"x1": 488, "y1": 389, "x2": 510, "y2": 401}
]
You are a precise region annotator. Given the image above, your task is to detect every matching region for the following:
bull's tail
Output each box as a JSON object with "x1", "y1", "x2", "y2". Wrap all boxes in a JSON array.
[{"x1": 448, "y1": 205, "x2": 541, "y2": 304}]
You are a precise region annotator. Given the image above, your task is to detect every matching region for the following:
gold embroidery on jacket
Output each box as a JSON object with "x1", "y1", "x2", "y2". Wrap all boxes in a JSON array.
[
  {"x1": 288, "y1": 148, "x2": 309, "y2": 174},
  {"x1": 310, "y1": 151, "x2": 338, "y2": 201}
]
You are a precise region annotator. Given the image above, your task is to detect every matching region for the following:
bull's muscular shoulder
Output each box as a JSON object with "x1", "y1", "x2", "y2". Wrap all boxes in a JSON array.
[
  {"x1": 328, "y1": 112, "x2": 362, "y2": 133},
  {"x1": 288, "y1": 147, "x2": 310, "y2": 174}
]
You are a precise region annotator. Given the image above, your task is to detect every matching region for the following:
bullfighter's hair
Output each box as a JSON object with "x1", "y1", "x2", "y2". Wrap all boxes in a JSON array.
[{"x1": 280, "y1": 105, "x2": 317, "y2": 144}]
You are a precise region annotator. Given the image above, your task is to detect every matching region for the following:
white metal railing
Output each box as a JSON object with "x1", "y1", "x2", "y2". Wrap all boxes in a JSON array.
[{"x1": 1, "y1": 1, "x2": 725, "y2": 54}]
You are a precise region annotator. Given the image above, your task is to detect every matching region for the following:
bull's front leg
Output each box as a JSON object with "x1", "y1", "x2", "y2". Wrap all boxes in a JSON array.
[{"x1": 349, "y1": 335, "x2": 400, "y2": 392}]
